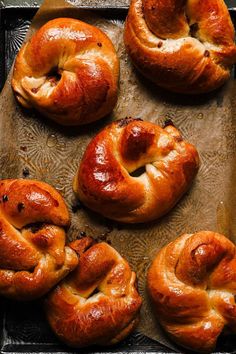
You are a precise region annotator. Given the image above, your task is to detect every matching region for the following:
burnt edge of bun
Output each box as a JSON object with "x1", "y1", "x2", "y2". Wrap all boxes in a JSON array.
[{"x1": 163, "y1": 118, "x2": 175, "y2": 128}]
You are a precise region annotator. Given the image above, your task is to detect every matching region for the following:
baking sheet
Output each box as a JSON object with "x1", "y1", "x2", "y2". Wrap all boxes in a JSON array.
[
  {"x1": 1, "y1": 0, "x2": 236, "y2": 351},
  {"x1": 1, "y1": 0, "x2": 235, "y2": 10}
]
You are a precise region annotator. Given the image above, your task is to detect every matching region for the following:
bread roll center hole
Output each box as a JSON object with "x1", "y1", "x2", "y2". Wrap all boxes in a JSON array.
[
  {"x1": 47, "y1": 67, "x2": 62, "y2": 86},
  {"x1": 130, "y1": 166, "x2": 146, "y2": 177}
]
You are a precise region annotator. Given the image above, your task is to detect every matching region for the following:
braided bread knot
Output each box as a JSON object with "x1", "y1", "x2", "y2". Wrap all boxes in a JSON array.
[
  {"x1": 45, "y1": 237, "x2": 142, "y2": 348},
  {"x1": 148, "y1": 231, "x2": 236, "y2": 353},
  {"x1": 12, "y1": 18, "x2": 119, "y2": 125},
  {"x1": 124, "y1": 0, "x2": 236, "y2": 93},
  {"x1": 74, "y1": 118, "x2": 199, "y2": 223},
  {"x1": 0, "y1": 179, "x2": 78, "y2": 300}
]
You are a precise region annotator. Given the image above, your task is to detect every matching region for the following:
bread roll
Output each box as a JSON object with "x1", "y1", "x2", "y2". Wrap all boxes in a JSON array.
[
  {"x1": 12, "y1": 18, "x2": 119, "y2": 125},
  {"x1": 45, "y1": 237, "x2": 142, "y2": 348},
  {"x1": 148, "y1": 231, "x2": 236, "y2": 353},
  {"x1": 124, "y1": 0, "x2": 236, "y2": 94},
  {"x1": 0, "y1": 179, "x2": 78, "y2": 300},
  {"x1": 74, "y1": 118, "x2": 199, "y2": 223}
]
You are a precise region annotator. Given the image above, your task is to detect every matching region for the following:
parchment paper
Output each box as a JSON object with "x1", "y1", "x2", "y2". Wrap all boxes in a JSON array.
[{"x1": 1, "y1": 0, "x2": 236, "y2": 350}]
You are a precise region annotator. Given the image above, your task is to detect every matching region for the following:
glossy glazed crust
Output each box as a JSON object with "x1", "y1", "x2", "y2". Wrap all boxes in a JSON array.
[
  {"x1": 12, "y1": 18, "x2": 119, "y2": 125},
  {"x1": 147, "y1": 231, "x2": 236, "y2": 353},
  {"x1": 0, "y1": 179, "x2": 78, "y2": 300},
  {"x1": 45, "y1": 237, "x2": 142, "y2": 348},
  {"x1": 74, "y1": 118, "x2": 199, "y2": 223},
  {"x1": 124, "y1": 0, "x2": 236, "y2": 94}
]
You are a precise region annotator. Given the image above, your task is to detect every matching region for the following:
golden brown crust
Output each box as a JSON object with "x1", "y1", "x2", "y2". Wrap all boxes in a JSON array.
[
  {"x1": 45, "y1": 237, "x2": 142, "y2": 348},
  {"x1": 73, "y1": 118, "x2": 199, "y2": 223},
  {"x1": 147, "y1": 231, "x2": 236, "y2": 353},
  {"x1": 12, "y1": 18, "x2": 119, "y2": 125},
  {"x1": 0, "y1": 179, "x2": 78, "y2": 300},
  {"x1": 124, "y1": 0, "x2": 236, "y2": 94}
]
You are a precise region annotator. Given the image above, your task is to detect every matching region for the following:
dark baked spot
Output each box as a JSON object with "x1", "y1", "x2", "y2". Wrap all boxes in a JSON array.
[
  {"x1": 117, "y1": 117, "x2": 143, "y2": 128},
  {"x1": 97, "y1": 221, "x2": 114, "y2": 243},
  {"x1": 163, "y1": 118, "x2": 175, "y2": 128},
  {"x1": 105, "y1": 220, "x2": 114, "y2": 233},
  {"x1": 157, "y1": 42, "x2": 163, "y2": 48},
  {"x1": 98, "y1": 233, "x2": 107, "y2": 241},
  {"x1": 72, "y1": 200, "x2": 83, "y2": 213},
  {"x1": 22, "y1": 167, "x2": 30, "y2": 177},
  {"x1": 97, "y1": 42, "x2": 102, "y2": 47},
  {"x1": 31, "y1": 87, "x2": 39, "y2": 94},
  {"x1": 2, "y1": 195, "x2": 8, "y2": 202},
  {"x1": 17, "y1": 202, "x2": 25, "y2": 212},
  {"x1": 204, "y1": 50, "x2": 210, "y2": 57}
]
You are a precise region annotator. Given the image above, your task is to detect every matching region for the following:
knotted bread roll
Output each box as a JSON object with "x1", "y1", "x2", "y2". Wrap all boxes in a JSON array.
[
  {"x1": 0, "y1": 179, "x2": 78, "y2": 300},
  {"x1": 124, "y1": 0, "x2": 236, "y2": 94},
  {"x1": 73, "y1": 118, "x2": 199, "y2": 223},
  {"x1": 45, "y1": 237, "x2": 142, "y2": 348},
  {"x1": 12, "y1": 18, "x2": 119, "y2": 125},
  {"x1": 148, "y1": 231, "x2": 236, "y2": 353}
]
